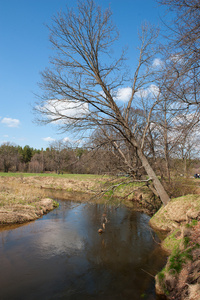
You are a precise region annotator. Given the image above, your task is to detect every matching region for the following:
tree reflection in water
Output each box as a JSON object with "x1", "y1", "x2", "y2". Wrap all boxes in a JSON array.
[{"x1": 0, "y1": 200, "x2": 166, "y2": 300}]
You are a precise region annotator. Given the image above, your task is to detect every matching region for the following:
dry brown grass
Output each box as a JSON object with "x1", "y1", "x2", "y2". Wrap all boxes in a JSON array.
[
  {"x1": 0, "y1": 176, "x2": 46, "y2": 207},
  {"x1": 0, "y1": 177, "x2": 58, "y2": 225},
  {"x1": 163, "y1": 178, "x2": 199, "y2": 199}
]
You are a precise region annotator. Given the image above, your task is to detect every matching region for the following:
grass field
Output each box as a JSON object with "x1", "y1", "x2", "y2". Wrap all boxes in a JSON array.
[{"x1": 0, "y1": 172, "x2": 103, "y2": 180}]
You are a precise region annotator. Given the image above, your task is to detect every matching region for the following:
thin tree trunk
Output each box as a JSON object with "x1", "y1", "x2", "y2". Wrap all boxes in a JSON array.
[
  {"x1": 184, "y1": 157, "x2": 187, "y2": 178},
  {"x1": 165, "y1": 150, "x2": 171, "y2": 182}
]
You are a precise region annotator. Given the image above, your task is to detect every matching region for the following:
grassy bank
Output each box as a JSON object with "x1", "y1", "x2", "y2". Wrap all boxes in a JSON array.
[
  {"x1": 0, "y1": 174, "x2": 84, "y2": 225},
  {"x1": 0, "y1": 173, "x2": 122, "y2": 225},
  {"x1": 0, "y1": 176, "x2": 58, "y2": 225},
  {"x1": 150, "y1": 195, "x2": 200, "y2": 299},
  {"x1": 0, "y1": 172, "x2": 160, "y2": 225},
  {"x1": 0, "y1": 172, "x2": 103, "y2": 179},
  {"x1": 0, "y1": 172, "x2": 167, "y2": 220}
]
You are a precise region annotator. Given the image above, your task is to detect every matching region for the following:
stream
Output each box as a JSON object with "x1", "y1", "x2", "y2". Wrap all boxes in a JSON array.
[{"x1": 0, "y1": 198, "x2": 166, "y2": 300}]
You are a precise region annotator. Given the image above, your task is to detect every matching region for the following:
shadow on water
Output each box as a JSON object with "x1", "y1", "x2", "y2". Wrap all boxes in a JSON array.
[{"x1": 0, "y1": 196, "x2": 167, "y2": 300}]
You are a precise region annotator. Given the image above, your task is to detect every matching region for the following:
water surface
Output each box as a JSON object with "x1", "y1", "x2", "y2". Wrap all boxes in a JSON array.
[{"x1": 0, "y1": 199, "x2": 166, "y2": 300}]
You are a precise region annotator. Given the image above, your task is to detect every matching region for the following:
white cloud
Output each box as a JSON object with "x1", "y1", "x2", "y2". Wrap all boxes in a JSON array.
[
  {"x1": 113, "y1": 84, "x2": 160, "y2": 103},
  {"x1": 152, "y1": 58, "x2": 164, "y2": 68},
  {"x1": 42, "y1": 137, "x2": 56, "y2": 142},
  {"x1": 42, "y1": 99, "x2": 89, "y2": 123},
  {"x1": 0, "y1": 140, "x2": 8, "y2": 145},
  {"x1": 63, "y1": 137, "x2": 70, "y2": 143},
  {"x1": 170, "y1": 54, "x2": 184, "y2": 64},
  {"x1": 136, "y1": 84, "x2": 160, "y2": 98},
  {"x1": 171, "y1": 112, "x2": 198, "y2": 127},
  {"x1": 1, "y1": 117, "x2": 20, "y2": 128},
  {"x1": 114, "y1": 87, "x2": 132, "y2": 102}
]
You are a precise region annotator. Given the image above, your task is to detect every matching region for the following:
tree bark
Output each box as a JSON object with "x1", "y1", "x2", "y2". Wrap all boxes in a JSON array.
[{"x1": 136, "y1": 147, "x2": 170, "y2": 206}]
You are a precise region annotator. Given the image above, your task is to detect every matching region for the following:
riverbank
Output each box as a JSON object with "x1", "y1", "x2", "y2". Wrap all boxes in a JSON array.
[
  {"x1": 0, "y1": 194, "x2": 165, "y2": 300},
  {"x1": 1, "y1": 173, "x2": 200, "y2": 297},
  {"x1": 0, "y1": 173, "x2": 160, "y2": 225},
  {"x1": 0, "y1": 174, "x2": 120, "y2": 225},
  {"x1": 0, "y1": 175, "x2": 61, "y2": 224},
  {"x1": 150, "y1": 195, "x2": 200, "y2": 299}
]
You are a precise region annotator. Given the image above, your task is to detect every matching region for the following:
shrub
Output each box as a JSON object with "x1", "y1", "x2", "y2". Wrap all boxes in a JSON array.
[{"x1": 163, "y1": 178, "x2": 197, "y2": 198}]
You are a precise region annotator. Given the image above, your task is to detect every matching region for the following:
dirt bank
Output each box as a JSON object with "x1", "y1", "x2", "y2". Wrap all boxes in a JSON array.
[{"x1": 150, "y1": 195, "x2": 200, "y2": 300}]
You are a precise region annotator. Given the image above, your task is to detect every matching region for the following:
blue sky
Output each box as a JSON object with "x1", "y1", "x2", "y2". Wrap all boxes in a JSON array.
[{"x1": 0, "y1": 0, "x2": 166, "y2": 150}]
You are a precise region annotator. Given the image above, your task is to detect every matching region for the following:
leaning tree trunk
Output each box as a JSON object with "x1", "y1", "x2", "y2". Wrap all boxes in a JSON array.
[{"x1": 136, "y1": 147, "x2": 170, "y2": 206}]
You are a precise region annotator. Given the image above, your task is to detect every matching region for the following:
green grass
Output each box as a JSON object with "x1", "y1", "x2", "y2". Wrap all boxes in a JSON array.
[
  {"x1": 191, "y1": 219, "x2": 198, "y2": 226},
  {"x1": 0, "y1": 172, "x2": 103, "y2": 180},
  {"x1": 168, "y1": 247, "x2": 193, "y2": 275},
  {"x1": 53, "y1": 200, "x2": 59, "y2": 208},
  {"x1": 101, "y1": 180, "x2": 146, "y2": 199},
  {"x1": 162, "y1": 229, "x2": 181, "y2": 252}
]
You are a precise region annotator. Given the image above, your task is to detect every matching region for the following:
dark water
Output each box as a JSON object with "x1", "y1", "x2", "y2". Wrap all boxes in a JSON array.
[{"x1": 0, "y1": 200, "x2": 166, "y2": 300}]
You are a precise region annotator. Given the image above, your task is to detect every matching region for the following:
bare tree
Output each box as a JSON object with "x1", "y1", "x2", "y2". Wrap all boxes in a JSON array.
[
  {"x1": 151, "y1": 0, "x2": 200, "y2": 180},
  {"x1": 158, "y1": 0, "x2": 200, "y2": 60},
  {"x1": 36, "y1": 0, "x2": 170, "y2": 205},
  {"x1": 47, "y1": 140, "x2": 70, "y2": 173},
  {"x1": 157, "y1": 0, "x2": 200, "y2": 108},
  {"x1": 169, "y1": 113, "x2": 200, "y2": 176},
  {"x1": 0, "y1": 142, "x2": 19, "y2": 172},
  {"x1": 29, "y1": 154, "x2": 44, "y2": 173}
]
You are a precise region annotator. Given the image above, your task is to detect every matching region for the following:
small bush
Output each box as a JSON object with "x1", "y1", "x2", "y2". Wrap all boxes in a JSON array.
[
  {"x1": 191, "y1": 219, "x2": 198, "y2": 226},
  {"x1": 163, "y1": 178, "x2": 197, "y2": 198},
  {"x1": 53, "y1": 201, "x2": 59, "y2": 208},
  {"x1": 169, "y1": 250, "x2": 185, "y2": 274},
  {"x1": 184, "y1": 236, "x2": 190, "y2": 247}
]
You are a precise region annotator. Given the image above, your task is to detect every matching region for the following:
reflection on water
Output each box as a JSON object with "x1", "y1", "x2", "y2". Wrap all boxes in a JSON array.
[{"x1": 0, "y1": 200, "x2": 166, "y2": 300}]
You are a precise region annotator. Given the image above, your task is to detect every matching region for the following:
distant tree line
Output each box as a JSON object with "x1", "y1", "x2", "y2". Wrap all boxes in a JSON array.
[
  {"x1": 0, "y1": 141, "x2": 123, "y2": 174},
  {"x1": 0, "y1": 139, "x2": 199, "y2": 180}
]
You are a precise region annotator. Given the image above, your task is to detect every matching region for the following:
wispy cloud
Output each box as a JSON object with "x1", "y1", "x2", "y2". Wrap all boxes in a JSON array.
[
  {"x1": 170, "y1": 54, "x2": 184, "y2": 64},
  {"x1": 42, "y1": 137, "x2": 56, "y2": 142},
  {"x1": 41, "y1": 99, "x2": 89, "y2": 124},
  {"x1": 1, "y1": 117, "x2": 20, "y2": 128},
  {"x1": 63, "y1": 137, "x2": 70, "y2": 143},
  {"x1": 136, "y1": 84, "x2": 160, "y2": 98},
  {"x1": 152, "y1": 58, "x2": 164, "y2": 68}
]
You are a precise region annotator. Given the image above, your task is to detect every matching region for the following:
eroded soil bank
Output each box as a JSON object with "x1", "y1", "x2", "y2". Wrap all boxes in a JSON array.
[{"x1": 150, "y1": 195, "x2": 200, "y2": 300}]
